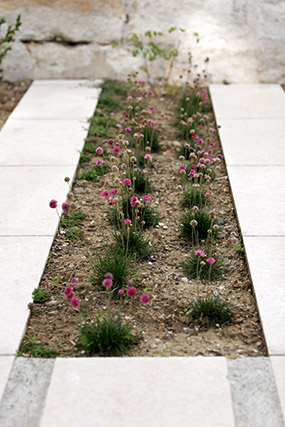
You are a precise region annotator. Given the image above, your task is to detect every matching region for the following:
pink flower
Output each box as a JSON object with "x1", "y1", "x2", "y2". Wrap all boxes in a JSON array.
[
  {"x1": 71, "y1": 277, "x2": 78, "y2": 285},
  {"x1": 105, "y1": 273, "x2": 114, "y2": 280},
  {"x1": 144, "y1": 154, "x2": 152, "y2": 160},
  {"x1": 191, "y1": 133, "x2": 198, "y2": 139},
  {"x1": 206, "y1": 257, "x2": 216, "y2": 264},
  {"x1": 124, "y1": 113, "x2": 129, "y2": 119},
  {"x1": 138, "y1": 80, "x2": 143, "y2": 85},
  {"x1": 179, "y1": 165, "x2": 186, "y2": 172},
  {"x1": 203, "y1": 100, "x2": 207, "y2": 104},
  {"x1": 149, "y1": 120, "x2": 156, "y2": 127},
  {"x1": 192, "y1": 164, "x2": 197, "y2": 168},
  {"x1": 195, "y1": 249, "x2": 206, "y2": 257},
  {"x1": 198, "y1": 138, "x2": 204, "y2": 144},
  {"x1": 124, "y1": 219, "x2": 132, "y2": 225},
  {"x1": 64, "y1": 286, "x2": 74, "y2": 300},
  {"x1": 126, "y1": 287, "x2": 137, "y2": 297},
  {"x1": 210, "y1": 141, "x2": 214, "y2": 147},
  {"x1": 147, "y1": 91, "x2": 152, "y2": 95},
  {"x1": 100, "y1": 190, "x2": 110, "y2": 197},
  {"x1": 107, "y1": 138, "x2": 115, "y2": 146},
  {"x1": 125, "y1": 127, "x2": 132, "y2": 134},
  {"x1": 96, "y1": 147, "x2": 103, "y2": 155},
  {"x1": 102, "y1": 278, "x2": 113, "y2": 290},
  {"x1": 96, "y1": 159, "x2": 103, "y2": 165},
  {"x1": 204, "y1": 193, "x2": 211, "y2": 198},
  {"x1": 149, "y1": 106, "x2": 154, "y2": 111},
  {"x1": 113, "y1": 146, "x2": 120, "y2": 154},
  {"x1": 197, "y1": 124, "x2": 204, "y2": 129},
  {"x1": 143, "y1": 195, "x2": 151, "y2": 202},
  {"x1": 122, "y1": 178, "x2": 131, "y2": 186},
  {"x1": 140, "y1": 293, "x2": 150, "y2": 304},
  {"x1": 131, "y1": 196, "x2": 138, "y2": 202},
  {"x1": 111, "y1": 189, "x2": 118, "y2": 195},
  {"x1": 62, "y1": 202, "x2": 69, "y2": 213},
  {"x1": 208, "y1": 149, "x2": 212, "y2": 154},
  {"x1": 118, "y1": 289, "x2": 125, "y2": 295},
  {"x1": 71, "y1": 297, "x2": 81, "y2": 307},
  {"x1": 109, "y1": 198, "x2": 114, "y2": 204},
  {"x1": 49, "y1": 199, "x2": 58, "y2": 209},
  {"x1": 202, "y1": 93, "x2": 208, "y2": 99}
]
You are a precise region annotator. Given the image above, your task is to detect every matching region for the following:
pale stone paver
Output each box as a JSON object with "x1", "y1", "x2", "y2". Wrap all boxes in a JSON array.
[
  {"x1": 40, "y1": 357, "x2": 235, "y2": 427},
  {"x1": 210, "y1": 84, "x2": 285, "y2": 119},
  {"x1": 216, "y1": 118, "x2": 285, "y2": 165},
  {"x1": 271, "y1": 357, "x2": 285, "y2": 418},
  {"x1": 0, "y1": 357, "x2": 14, "y2": 400}
]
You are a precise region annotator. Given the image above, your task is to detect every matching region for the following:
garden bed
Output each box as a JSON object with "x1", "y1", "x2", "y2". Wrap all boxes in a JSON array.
[
  {"x1": 21, "y1": 79, "x2": 266, "y2": 358},
  {"x1": 0, "y1": 80, "x2": 30, "y2": 130}
]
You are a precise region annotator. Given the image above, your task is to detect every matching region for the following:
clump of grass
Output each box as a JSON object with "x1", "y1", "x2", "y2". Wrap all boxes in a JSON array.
[
  {"x1": 65, "y1": 227, "x2": 84, "y2": 241},
  {"x1": 181, "y1": 251, "x2": 224, "y2": 281},
  {"x1": 90, "y1": 250, "x2": 133, "y2": 292},
  {"x1": 32, "y1": 288, "x2": 52, "y2": 304},
  {"x1": 187, "y1": 296, "x2": 233, "y2": 326},
  {"x1": 88, "y1": 115, "x2": 117, "y2": 138},
  {"x1": 143, "y1": 125, "x2": 161, "y2": 152},
  {"x1": 19, "y1": 337, "x2": 58, "y2": 358},
  {"x1": 83, "y1": 143, "x2": 97, "y2": 154},
  {"x1": 79, "y1": 315, "x2": 133, "y2": 357},
  {"x1": 180, "y1": 188, "x2": 207, "y2": 209},
  {"x1": 97, "y1": 80, "x2": 128, "y2": 112},
  {"x1": 79, "y1": 165, "x2": 107, "y2": 181},
  {"x1": 113, "y1": 228, "x2": 153, "y2": 259},
  {"x1": 130, "y1": 169, "x2": 152, "y2": 193},
  {"x1": 60, "y1": 211, "x2": 87, "y2": 229},
  {"x1": 79, "y1": 153, "x2": 91, "y2": 163},
  {"x1": 180, "y1": 209, "x2": 216, "y2": 240},
  {"x1": 108, "y1": 195, "x2": 159, "y2": 229}
]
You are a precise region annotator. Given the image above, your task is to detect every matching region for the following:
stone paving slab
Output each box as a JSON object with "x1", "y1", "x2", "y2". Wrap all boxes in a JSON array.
[
  {"x1": 217, "y1": 118, "x2": 285, "y2": 166},
  {"x1": 227, "y1": 165, "x2": 285, "y2": 236},
  {"x1": 10, "y1": 80, "x2": 101, "y2": 120},
  {"x1": 0, "y1": 357, "x2": 14, "y2": 400},
  {"x1": 271, "y1": 357, "x2": 285, "y2": 419},
  {"x1": 0, "y1": 118, "x2": 88, "y2": 166},
  {"x1": 243, "y1": 236, "x2": 285, "y2": 355},
  {"x1": 0, "y1": 236, "x2": 54, "y2": 354},
  {"x1": 0, "y1": 165, "x2": 77, "y2": 235},
  {"x1": 210, "y1": 84, "x2": 285, "y2": 119},
  {"x1": 40, "y1": 357, "x2": 235, "y2": 427}
]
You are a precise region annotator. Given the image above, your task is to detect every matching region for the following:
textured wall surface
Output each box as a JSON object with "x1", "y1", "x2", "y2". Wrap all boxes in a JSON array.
[{"x1": 0, "y1": 0, "x2": 284, "y2": 83}]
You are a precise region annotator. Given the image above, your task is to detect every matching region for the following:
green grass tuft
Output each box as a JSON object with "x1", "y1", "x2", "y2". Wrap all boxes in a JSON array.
[
  {"x1": 187, "y1": 296, "x2": 233, "y2": 326},
  {"x1": 19, "y1": 337, "x2": 58, "y2": 358},
  {"x1": 32, "y1": 288, "x2": 52, "y2": 303}
]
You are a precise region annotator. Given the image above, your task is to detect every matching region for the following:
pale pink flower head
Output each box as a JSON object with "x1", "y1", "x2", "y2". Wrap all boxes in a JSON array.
[
  {"x1": 107, "y1": 138, "x2": 115, "y2": 146},
  {"x1": 105, "y1": 272, "x2": 114, "y2": 280},
  {"x1": 102, "y1": 278, "x2": 113, "y2": 290},
  {"x1": 144, "y1": 154, "x2": 152, "y2": 160},
  {"x1": 62, "y1": 202, "x2": 69, "y2": 213},
  {"x1": 49, "y1": 199, "x2": 58, "y2": 209},
  {"x1": 118, "y1": 288, "x2": 125, "y2": 295},
  {"x1": 204, "y1": 193, "x2": 211, "y2": 198},
  {"x1": 96, "y1": 159, "x2": 103, "y2": 165},
  {"x1": 206, "y1": 257, "x2": 216, "y2": 264},
  {"x1": 140, "y1": 293, "x2": 150, "y2": 304},
  {"x1": 125, "y1": 127, "x2": 132, "y2": 134},
  {"x1": 149, "y1": 120, "x2": 156, "y2": 127},
  {"x1": 122, "y1": 178, "x2": 131, "y2": 186},
  {"x1": 195, "y1": 249, "x2": 206, "y2": 257},
  {"x1": 96, "y1": 147, "x2": 103, "y2": 155},
  {"x1": 100, "y1": 190, "x2": 110, "y2": 198},
  {"x1": 124, "y1": 219, "x2": 132, "y2": 225},
  {"x1": 143, "y1": 195, "x2": 151, "y2": 203},
  {"x1": 113, "y1": 146, "x2": 120, "y2": 154},
  {"x1": 71, "y1": 297, "x2": 81, "y2": 307},
  {"x1": 64, "y1": 286, "x2": 74, "y2": 300},
  {"x1": 126, "y1": 287, "x2": 137, "y2": 297},
  {"x1": 138, "y1": 80, "x2": 143, "y2": 85},
  {"x1": 71, "y1": 277, "x2": 78, "y2": 285}
]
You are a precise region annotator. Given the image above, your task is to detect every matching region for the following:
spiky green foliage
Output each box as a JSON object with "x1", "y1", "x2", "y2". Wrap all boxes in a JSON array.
[
  {"x1": 90, "y1": 250, "x2": 133, "y2": 292},
  {"x1": 97, "y1": 79, "x2": 128, "y2": 112},
  {"x1": 143, "y1": 125, "x2": 161, "y2": 152},
  {"x1": 79, "y1": 164, "x2": 107, "y2": 181},
  {"x1": 60, "y1": 211, "x2": 87, "y2": 229},
  {"x1": 79, "y1": 153, "x2": 91, "y2": 163},
  {"x1": 113, "y1": 228, "x2": 153, "y2": 259},
  {"x1": 79, "y1": 315, "x2": 133, "y2": 356},
  {"x1": 65, "y1": 227, "x2": 84, "y2": 241},
  {"x1": 181, "y1": 251, "x2": 224, "y2": 281},
  {"x1": 88, "y1": 114, "x2": 117, "y2": 138},
  {"x1": 32, "y1": 288, "x2": 52, "y2": 304},
  {"x1": 180, "y1": 209, "x2": 216, "y2": 240},
  {"x1": 130, "y1": 169, "x2": 152, "y2": 193},
  {"x1": 180, "y1": 187, "x2": 207, "y2": 209},
  {"x1": 19, "y1": 337, "x2": 58, "y2": 358},
  {"x1": 187, "y1": 296, "x2": 233, "y2": 326}
]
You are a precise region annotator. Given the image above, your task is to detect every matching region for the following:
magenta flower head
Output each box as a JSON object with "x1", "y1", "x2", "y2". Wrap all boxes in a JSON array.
[
  {"x1": 49, "y1": 199, "x2": 58, "y2": 209},
  {"x1": 96, "y1": 159, "x2": 103, "y2": 165},
  {"x1": 204, "y1": 193, "x2": 211, "y2": 198},
  {"x1": 126, "y1": 287, "x2": 137, "y2": 297},
  {"x1": 143, "y1": 195, "x2": 151, "y2": 203},
  {"x1": 96, "y1": 147, "x2": 103, "y2": 155},
  {"x1": 100, "y1": 190, "x2": 110, "y2": 198},
  {"x1": 118, "y1": 288, "x2": 125, "y2": 295},
  {"x1": 102, "y1": 278, "x2": 113, "y2": 290},
  {"x1": 147, "y1": 91, "x2": 152, "y2": 95},
  {"x1": 62, "y1": 202, "x2": 69, "y2": 213},
  {"x1": 107, "y1": 138, "x2": 115, "y2": 147},
  {"x1": 195, "y1": 249, "x2": 206, "y2": 257},
  {"x1": 140, "y1": 293, "x2": 150, "y2": 304},
  {"x1": 113, "y1": 146, "x2": 120, "y2": 154},
  {"x1": 138, "y1": 80, "x2": 143, "y2": 85},
  {"x1": 71, "y1": 277, "x2": 78, "y2": 285},
  {"x1": 105, "y1": 272, "x2": 114, "y2": 280},
  {"x1": 179, "y1": 165, "x2": 186, "y2": 172},
  {"x1": 124, "y1": 219, "x2": 132, "y2": 225},
  {"x1": 144, "y1": 154, "x2": 152, "y2": 160},
  {"x1": 149, "y1": 106, "x2": 154, "y2": 111},
  {"x1": 71, "y1": 297, "x2": 81, "y2": 307},
  {"x1": 206, "y1": 257, "x2": 216, "y2": 264},
  {"x1": 149, "y1": 120, "x2": 156, "y2": 127},
  {"x1": 124, "y1": 113, "x2": 129, "y2": 119},
  {"x1": 122, "y1": 178, "x2": 132, "y2": 186},
  {"x1": 64, "y1": 286, "x2": 74, "y2": 300},
  {"x1": 111, "y1": 189, "x2": 118, "y2": 196},
  {"x1": 125, "y1": 127, "x2": 132, "y2": 134}
]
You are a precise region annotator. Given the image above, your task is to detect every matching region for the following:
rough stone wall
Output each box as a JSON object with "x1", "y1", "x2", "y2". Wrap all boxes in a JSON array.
[{"x1": 0, "y1": 0, "x2": 284, "y2": 83}]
